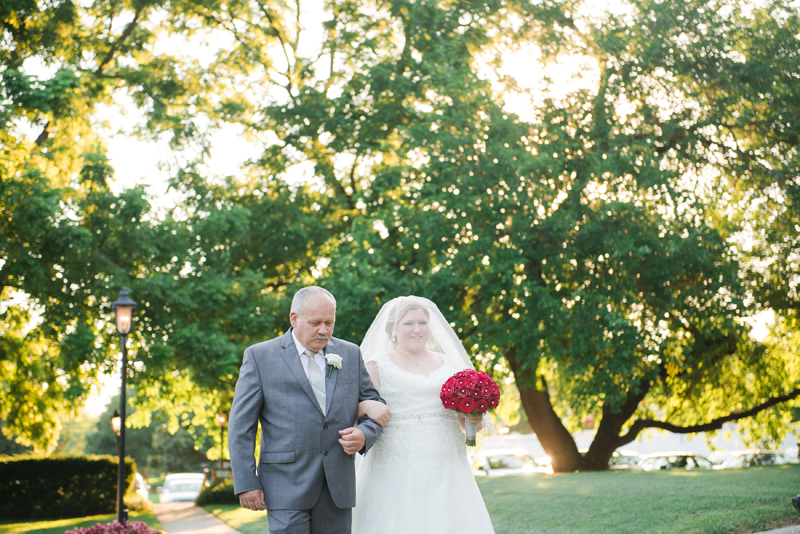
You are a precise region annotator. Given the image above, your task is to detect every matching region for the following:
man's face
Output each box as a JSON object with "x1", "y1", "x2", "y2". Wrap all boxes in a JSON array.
[{"x1": 290, "y1": 294, "x2": 336, "y2": 352}]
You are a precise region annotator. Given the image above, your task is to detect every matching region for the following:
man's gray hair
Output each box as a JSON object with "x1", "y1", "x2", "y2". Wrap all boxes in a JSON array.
[{"x1": 291, "y1": 286, "x2": 337, "y2": 316}]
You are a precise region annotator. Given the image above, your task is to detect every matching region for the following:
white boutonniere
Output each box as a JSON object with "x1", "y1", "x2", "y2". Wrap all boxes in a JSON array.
[{"x1": 325, "y1": 353, "x2": 343, "y2": 377}]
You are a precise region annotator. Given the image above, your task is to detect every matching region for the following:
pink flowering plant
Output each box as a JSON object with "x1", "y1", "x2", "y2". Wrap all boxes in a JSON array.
[{"x1": 64, "y1": 521, "x2": 160, "y2": 534}]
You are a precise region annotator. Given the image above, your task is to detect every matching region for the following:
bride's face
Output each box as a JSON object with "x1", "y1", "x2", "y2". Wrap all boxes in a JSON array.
[{"x1": 394, "y1": 307, "x2": 430, "y2": 351}]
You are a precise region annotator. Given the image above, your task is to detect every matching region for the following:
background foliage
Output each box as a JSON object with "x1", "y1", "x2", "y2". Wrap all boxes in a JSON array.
[{"x1": 1, "y1": 0, "x2": 799, "y2": 471}]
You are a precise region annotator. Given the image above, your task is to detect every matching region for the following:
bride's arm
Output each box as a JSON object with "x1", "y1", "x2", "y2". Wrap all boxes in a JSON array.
[
  {"x1": 358, "y1": 400, "x2": 391, "y2": 426},
  {"x1": 357, "y1": 360, "x2": 392, "y2": 426}
]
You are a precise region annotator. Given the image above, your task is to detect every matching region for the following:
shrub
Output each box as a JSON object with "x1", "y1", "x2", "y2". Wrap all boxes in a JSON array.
[
  {"x1": 0, "y1": 455, "x2": 137, "y2": 520},
  {"x1": 124, "y1": 492, "x2": 151, "y2": 512},
  {"x1": 195, "y1": 478, "x2": 239, "y2": 506},
  {"x1": 64, "y1": 521, "x2": 160, "y2": 534}
]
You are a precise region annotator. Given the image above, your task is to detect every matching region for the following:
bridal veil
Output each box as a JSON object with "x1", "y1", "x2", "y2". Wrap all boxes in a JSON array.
[{"x1": 359, "y1": 295, "x2": 495, "y2": 433}]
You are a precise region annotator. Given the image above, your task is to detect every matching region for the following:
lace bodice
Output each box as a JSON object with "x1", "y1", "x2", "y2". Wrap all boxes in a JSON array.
[
  {"x1": 375, "y1": 352, "x2": 457, "y2": 420},
  {"x1": 364, "y1": 352, "x2": 468, "y2": 477}
]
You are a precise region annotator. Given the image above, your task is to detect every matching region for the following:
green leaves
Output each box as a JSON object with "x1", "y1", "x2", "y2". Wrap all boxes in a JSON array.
[
  {"x1": 2, "y1": 0, "x2": 799, "y2": 464},
  {"x1": 320, "y1": 0, "x2": 800, "y2": 469}
]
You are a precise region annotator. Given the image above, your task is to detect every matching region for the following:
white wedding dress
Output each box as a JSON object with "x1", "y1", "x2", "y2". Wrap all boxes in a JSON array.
[{"x1": 352, "y1": 352, "x2": 495, "y2": 534}]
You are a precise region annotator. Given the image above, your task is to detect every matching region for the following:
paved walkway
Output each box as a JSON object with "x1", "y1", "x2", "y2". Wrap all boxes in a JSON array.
[
  {"x1": 152, "y1": 502, "x2": 241, "y2": 534},
  {"x1": 761, "y1": 527, "x2": 800, "y2": 534}
]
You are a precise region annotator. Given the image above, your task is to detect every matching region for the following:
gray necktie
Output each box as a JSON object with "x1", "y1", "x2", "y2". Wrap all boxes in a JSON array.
[{"x1": 304, "y1": 349, "x2": 327, "y2": 415}]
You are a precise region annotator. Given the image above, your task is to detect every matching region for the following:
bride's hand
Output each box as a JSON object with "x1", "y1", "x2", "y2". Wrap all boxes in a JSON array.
[
  {"x1": 465, "y1": 414, "x2": 483, "y2": 424},
  {"x1": 358, "y1": 400, "x2": 392, "y2": 426},
  {"x1": 460, "y1": 413, "x2": 484, "y2": 432}
]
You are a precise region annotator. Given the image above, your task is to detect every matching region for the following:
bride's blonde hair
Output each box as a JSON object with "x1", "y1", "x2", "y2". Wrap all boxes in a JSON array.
[{"x1": 384, "y1": 296, "x2": 431, "y2": 339}]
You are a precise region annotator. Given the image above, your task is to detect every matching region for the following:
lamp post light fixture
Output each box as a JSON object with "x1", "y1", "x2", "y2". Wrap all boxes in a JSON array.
[
  {"x1": 111, "y1": 288, "x2": 137, "y2": 525},
  {"x1": 215, "y1": 411, "x2": 228, "y2": 471},
  {"x1": 110, "y1": 409, "x2": 121, "y2": 454}
]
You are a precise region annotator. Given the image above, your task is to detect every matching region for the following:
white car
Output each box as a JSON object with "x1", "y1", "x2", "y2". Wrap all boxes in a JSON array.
[
  {"x1": 473, "y1": 449, "x2": 541, "y2": 476},
  {"x1": 608, "y1": 450, "x2": 642, "y2": 470},
  {"x1": 527, "y1": 448, "x2": 641, "y2": 472},
  {"x1": 714, "y1": 450, "x2": 799, "y2": 469},
  {"x1": 635, "y1": 451, "x2": 713, "y2": 471},
  {"x1": 157, "y1": 473, "x2": 208, "y2": 503},
  {"x1": 135, "y1": 472, "x2": 150, "y2": 501}
]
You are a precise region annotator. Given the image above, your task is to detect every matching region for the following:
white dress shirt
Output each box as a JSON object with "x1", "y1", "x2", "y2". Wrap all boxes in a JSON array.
[{"x1": 291, "y1": 330, "x2": 327, "y2": 379}]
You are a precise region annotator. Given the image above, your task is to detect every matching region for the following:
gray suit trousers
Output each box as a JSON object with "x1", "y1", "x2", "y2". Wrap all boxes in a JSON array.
[{"x1": 267, "y1": 476, "x2": 350, "y2": 534}]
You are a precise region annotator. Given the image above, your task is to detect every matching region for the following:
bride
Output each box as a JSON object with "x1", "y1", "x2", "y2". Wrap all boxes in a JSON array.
[{"x1": 352, "y1": 296, "x2": 495, "y2": 533}]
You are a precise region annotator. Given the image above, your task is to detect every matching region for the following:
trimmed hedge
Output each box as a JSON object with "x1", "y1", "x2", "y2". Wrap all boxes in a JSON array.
[
  {"x1": 0, "y1": 455, "x2": 137, "y2": 520},
  {"x1": 194, "y1": 478, "x2": 239, "y2": 506}
]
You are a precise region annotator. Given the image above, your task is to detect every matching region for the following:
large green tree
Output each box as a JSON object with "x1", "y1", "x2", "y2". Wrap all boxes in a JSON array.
[
  {"x1": 4, "y1": 0, "x2": 799, "y2": 472},
  {"x1": 0, "y1": 0, "x2": 337, "y2": 452},
  {"x1": 327, "y1": 0, "x2": 800, "y2": 472}
]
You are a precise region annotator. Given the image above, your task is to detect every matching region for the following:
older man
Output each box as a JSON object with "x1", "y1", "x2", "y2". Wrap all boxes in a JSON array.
[{"x1": 228, "y1": 286, "x2": 389, "y2": 534}]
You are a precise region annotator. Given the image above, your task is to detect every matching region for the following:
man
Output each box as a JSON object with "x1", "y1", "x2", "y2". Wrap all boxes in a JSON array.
[{"x1": 228, "y1": 286, "x2": 389, "y2": 533}]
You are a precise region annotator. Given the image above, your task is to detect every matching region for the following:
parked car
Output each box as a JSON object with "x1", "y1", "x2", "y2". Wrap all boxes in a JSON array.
[
  {"x1": 708, "y1": 450, "x2": 735, "y2": 465},
  {"x1": 635, "y1": 452, "x2": 713, "y2": 471},
  {"x1": 503, "y1": 448, "x2": 641, "y2": 473},
  {"x1": 135, "y1": 472, "x2": 150, "y2": 501},
  {"x1": 157, "y1": 472, "x2": 208, "y2": 503},
  {"x1": 473, "y1": 449, "x2": 540, "y2": 476},
  {"x1": 714, "y1": 450, "x2": 799, "y2": 469},
  {"x1": 608, "y1": 450, "x2": 642, "y2": 470}
]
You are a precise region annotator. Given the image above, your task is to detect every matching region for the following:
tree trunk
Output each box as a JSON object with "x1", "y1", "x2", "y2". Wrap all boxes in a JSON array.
[
  {"x1": 581, "y1": 382, "x2": 650, "y2": 471},
  {"x1": 506, "y1": 349, "x2": 581, "y2": 473}
]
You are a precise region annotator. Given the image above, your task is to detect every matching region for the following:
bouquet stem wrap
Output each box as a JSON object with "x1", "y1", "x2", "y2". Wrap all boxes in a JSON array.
[{"x1": 465, "y1": 419, "x2": 477, "y2": 447}]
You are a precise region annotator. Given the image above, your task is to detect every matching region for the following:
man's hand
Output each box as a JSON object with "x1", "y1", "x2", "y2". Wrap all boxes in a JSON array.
[
  {"x1": 358, "y1": 400, "x2": 392, "y2": 427},
  {"x1": 238, "y1": 489, "x2": 265, "y2": 511},
  {"x1": 339, "y1": 427, "x2": 366, "y2": 455}
]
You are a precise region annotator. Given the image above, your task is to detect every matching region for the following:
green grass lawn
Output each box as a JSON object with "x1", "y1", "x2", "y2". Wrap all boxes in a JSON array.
[
  {"x1": 203, "y1": 505, "x2": 266, "y2": 534},
  {"x1": 9, "y1": 466, "x2": 796, "y2": 534},
  {"x1": 0, "y1": 511, "x2": 163, "y2": 534},
  {"x1": 202, "y1": 465, "x2": 800, "y2": 534},
  {"x1": 479, "y1": 464, "x2": 800, "y2": 534}
]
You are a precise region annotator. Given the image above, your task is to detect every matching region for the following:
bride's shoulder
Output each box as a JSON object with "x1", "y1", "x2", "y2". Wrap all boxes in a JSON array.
[
  {"x1": 364, "y1": 352, "x2": 390, "y2": 381},
  {"x1": 364, "y1": 351, "x2": 391, "y2": 365}
]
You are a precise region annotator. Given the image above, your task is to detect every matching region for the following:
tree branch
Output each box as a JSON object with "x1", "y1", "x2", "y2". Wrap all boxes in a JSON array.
[
  {"x1": 294, "y1": 0, "x2": 301, "y2": 53},
  {"x1": 35, "y1": 121, "x2": 50, "y2": 146},
  {"x1": 255, "y1": 0, "x2": 295, "y2": 96},
  {"x1": 617, "y1": 388, "x2": 800, "y2": 447},
  {"x1": 32, "y1": 4, "x2": 141, "y2": 146},
  {"x1": 94, "y1": 6, "x2": 145, "y2": 76},
  {"x1": 348, "y1": 152, "x2": 360, "y2": 200},
  {"x1": 196, "y1": 8, "x2": 290, "y2": 95}
]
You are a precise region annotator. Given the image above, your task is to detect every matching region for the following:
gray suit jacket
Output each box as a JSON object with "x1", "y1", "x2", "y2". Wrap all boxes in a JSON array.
[{"x1": 228, "y1": 329, "x2": 384, "y2": 510}]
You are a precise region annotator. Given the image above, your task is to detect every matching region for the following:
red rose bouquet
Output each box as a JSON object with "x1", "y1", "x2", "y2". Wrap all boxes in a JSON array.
[{"x1": 440, "y1": 369, "x2": 500, "y2": 446}]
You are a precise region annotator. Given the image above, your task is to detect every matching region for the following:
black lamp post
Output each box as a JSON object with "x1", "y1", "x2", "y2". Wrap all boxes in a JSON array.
[
  {"x1": 111, "y1": 288, "x2": 136, "y2": 525},
  {"x1": 215, "y1": 411, "x2": 228, "y2": 471}
]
